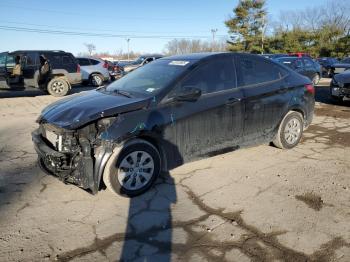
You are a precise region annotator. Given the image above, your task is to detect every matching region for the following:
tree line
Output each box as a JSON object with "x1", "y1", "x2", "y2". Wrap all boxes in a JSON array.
[{"x1": 225, "y1": 0, "x2": 350, "y2": 58}]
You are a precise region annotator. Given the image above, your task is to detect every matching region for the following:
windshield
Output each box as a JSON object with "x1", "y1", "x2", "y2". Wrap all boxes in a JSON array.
[{"x1": 105, "y1": 59, "x2": 193, "y2": 96}]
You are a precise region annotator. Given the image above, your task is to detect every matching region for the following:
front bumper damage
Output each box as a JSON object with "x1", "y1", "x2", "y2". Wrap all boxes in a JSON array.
[{"x1": 32, "y1": 125, "x2": 113, "y2": 194}]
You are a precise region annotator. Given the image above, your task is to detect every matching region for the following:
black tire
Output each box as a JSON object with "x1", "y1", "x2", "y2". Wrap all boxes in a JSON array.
[
  {"x1": 90, "y1": 74, "x2": 104, "y2": 87},
  {"x1": 103, "y1": 139, "x2": 161, "y2": 197},
  {"x1": 47, "y1": 78, "x2": 70, "y2": 97},
  {"x1": 272, "y1": 111, "x2": 304, "y2": 149}
]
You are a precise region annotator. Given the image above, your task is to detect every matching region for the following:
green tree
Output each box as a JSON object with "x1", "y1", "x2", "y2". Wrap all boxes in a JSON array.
[{"x1": 225, "y1": 0, "x2": 267, "y2": 53}]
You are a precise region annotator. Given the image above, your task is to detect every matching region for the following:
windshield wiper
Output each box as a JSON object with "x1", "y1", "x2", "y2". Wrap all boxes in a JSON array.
[{"x1": 113, "y1": 89, "x2": 132, "y2": 98}]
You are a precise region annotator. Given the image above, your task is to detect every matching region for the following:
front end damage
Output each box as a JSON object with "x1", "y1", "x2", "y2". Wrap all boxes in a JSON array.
[{"x1": 32, "y1": 119, "x2": 116, "y2": 194}]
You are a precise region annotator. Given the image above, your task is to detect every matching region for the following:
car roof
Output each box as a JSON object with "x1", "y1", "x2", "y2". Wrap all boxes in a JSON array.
[
  {"x1": 10, "y1": 50, "x2": 67, "y2": 54},
  {"x1": 161, "y1": 52, "x2": 228, "y2": 61}
]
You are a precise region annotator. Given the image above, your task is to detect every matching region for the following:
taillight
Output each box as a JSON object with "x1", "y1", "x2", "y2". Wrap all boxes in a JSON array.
[
  {"x1": 103, "y1": 62, "x2": 108, "y2": 69},
  {"x1": 305, "y1": 84, "x2": 315, "y2": 95},
  {"x1": 77, "y1": 64, "x2": 80, "y2": 73}
]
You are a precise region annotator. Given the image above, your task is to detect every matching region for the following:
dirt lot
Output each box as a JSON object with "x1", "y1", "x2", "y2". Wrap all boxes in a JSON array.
[{"x1": 0, "y1": 81, "x2": 349, "y2": 262}]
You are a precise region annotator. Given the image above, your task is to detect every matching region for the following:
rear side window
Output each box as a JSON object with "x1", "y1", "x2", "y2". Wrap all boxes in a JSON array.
[
  {"x1": 89, "y1": 59, "x2": 100, "y2": 65},
  {"x1": 77, "y1": 58, "x2": 91, "y2": 66},
  {"x1": 62, "y1": 55, "x2": 75, "y2": 65},
  {"x1": 44, "y1": 54, "x2": 62, "y2": 68},
  {"x1": 173, "y1": 56, "x2": 236, "y2": 95},
  {"x1": 25, "y1": 53, "x2": 38, "y2": 66},
  {"x1": 236, "y1": 56, "x2": 281, "y2": 87}
]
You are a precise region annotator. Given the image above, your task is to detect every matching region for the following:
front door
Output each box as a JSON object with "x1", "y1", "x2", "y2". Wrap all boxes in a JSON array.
[{"x1": 160, "y1": 56, "x2": 244, "y2": 164}]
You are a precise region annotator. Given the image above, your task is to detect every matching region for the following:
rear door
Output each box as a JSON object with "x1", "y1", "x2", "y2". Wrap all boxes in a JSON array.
[
  {"x1": 22, "y1": 52, "x2": 39, "y2": 87},
  {"x1": 235, "y1": 54, "x2": 291, "y2": 142}
]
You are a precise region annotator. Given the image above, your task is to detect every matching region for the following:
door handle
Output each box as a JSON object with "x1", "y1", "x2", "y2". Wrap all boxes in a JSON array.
[{"x1": 226, "y1": 97, "x2": 241, "y2": 106}]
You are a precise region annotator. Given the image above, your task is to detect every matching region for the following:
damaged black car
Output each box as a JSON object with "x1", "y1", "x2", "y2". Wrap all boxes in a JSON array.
[
  {"x1": 32, "y1": 52, "x2": 315, "y2": 197},
  {"x1": 330, "y1": 70, "x2": 350, "y2": 102}
]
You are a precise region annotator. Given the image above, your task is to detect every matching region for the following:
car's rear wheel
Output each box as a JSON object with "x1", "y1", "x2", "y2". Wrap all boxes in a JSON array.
[
  {"x1": 312, "y1": 73, "x2": 320, "y2": 85},
  {"x1": 273, "y1": 111, "x2": 304, "y2": 149},
  {"x1": 47, "y1": 78, "x2": 70, "y2": 97},
  {"x1": 90, "y1": 74, "x2": 104, "y2": 87},
  {"x1": 103, "y1": 139, "x2": 161, "y2": 197}
]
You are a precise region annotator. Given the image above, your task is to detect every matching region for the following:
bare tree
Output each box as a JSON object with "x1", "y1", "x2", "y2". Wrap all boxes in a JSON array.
[
  {"x1": 84, "y1": 43, "x2": 96, "y2": 56},
  {"x1": 165, "y1": 39, "x2": 227, "y2": 55}
]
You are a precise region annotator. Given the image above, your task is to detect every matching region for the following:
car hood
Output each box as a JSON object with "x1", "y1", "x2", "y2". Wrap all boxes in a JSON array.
[
  {"x1": 38, "y1": 90, "x2": 150, "y2": 129},
  {"x1": 334, "y1": 71, "x2": 350, "y2": 84}
]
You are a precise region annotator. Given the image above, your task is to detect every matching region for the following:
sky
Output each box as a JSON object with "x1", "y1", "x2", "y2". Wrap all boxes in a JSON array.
[{"x1": 0, "y1": 0, "x2": 329, "y2": 56}]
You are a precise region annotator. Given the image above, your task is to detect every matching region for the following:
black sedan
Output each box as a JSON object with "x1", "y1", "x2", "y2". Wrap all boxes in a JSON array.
[
  {"x1": 275, "y1": 57, "x2": 321, "y2": 85},
  {"x1": 32, "y1": 53, "x2": 315, "y2": 197},
  {"x1": 330, "y1": 70, "x2": 350, "y2": 102}
]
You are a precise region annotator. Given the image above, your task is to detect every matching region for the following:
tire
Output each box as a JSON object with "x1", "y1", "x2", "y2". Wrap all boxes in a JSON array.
[
  {"x1": 47, "y1": 78, "x2": 70, "y2": 97},
  {"x1": 272, "y1": 111, "x2": 304, "y2": 149},
  {"x1": 103, "y1": 139, "x2": 161, "y2": 197},
  {"x1": 90, "y1": 74, "x2": 104, "y2": 87},
  {"x1": 312, "y1": 73, "x2": 320, "y2": 85}
]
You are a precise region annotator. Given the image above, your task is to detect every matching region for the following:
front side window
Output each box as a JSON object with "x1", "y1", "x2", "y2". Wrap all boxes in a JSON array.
[
  {"x1": 0, "y1": 53, "x2": 7, "y2": 67},
  {"x1": 237, "y1": 56, "x2": 281, "y2": 87},
  {"x1": 170, "y1": 57, "x2": 236, "y2": 96}
]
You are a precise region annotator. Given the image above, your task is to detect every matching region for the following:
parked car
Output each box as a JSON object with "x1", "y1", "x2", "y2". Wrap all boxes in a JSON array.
[
  {"x1": 330, "y1": 70, "x2": 350, "y2": 102},
  {"x1": 76, "y1": 57, "x2": 110, "y2": 87},
  {"x1": 0, "y1": 50, "x2": 81, "y2": 96},
  {"x1": 329, "y1": 57, "x2": 350, "y2": 77},
  {"x1": 275, "y1": 57, "x2": 321, "y2": 85},
  {"x1": 317, "y1": 57, "x2": 339, "y2": 77},
  {"x1": 32, "y1": 52, "x2": 314, "y2": 197},
  {"x1": 123, "y1": 54, "x2": 163, "y2": 73}
]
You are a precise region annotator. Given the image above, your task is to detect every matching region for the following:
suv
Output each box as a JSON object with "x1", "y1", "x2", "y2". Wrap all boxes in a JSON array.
[
  {"x1": 123, "y1": 54, "x2": 163, "y2": 73},
  {"x1": 0, "y1": 50, "x2": 81, "y2": 96},
  {"x1": 76, "y1": 57, "x2": 110, "y2": 87},
  {"x1": 330, "y1": 57, "x2": 350, "y2": 76}
]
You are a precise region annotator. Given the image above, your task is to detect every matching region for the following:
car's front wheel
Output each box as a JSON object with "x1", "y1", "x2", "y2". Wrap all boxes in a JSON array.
[
  {"x1": 47, "y1": 78, "x2": 70, "y2": 97},
  {"x1": 103, "y1": 139, "x2": 161, "y2": 197},
  {"x1": 273, "y1": 111, "x2": 304, "y2": 149}
]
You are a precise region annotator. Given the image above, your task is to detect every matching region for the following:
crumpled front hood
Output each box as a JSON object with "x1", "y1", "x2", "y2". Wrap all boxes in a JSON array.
[
  {"x1": 334, "y1": 71, "x2": 350, "y2": 84},
  {"x1": 38, "y1": 90, "x2": 150, "y2": 129}
]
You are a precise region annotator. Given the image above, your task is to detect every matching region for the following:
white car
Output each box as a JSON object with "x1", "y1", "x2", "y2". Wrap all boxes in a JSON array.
[
  {"x1": 76, "y1": 57, "x2": 110, "y2": 86},
  {"x1": 123, "y1": 55, "x2": 163, "y2": 73}
]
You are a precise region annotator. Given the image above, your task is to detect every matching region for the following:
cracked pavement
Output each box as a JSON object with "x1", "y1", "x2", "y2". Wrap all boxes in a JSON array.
[{"x1": 0, "y1": 81, "x2": 349, "y2": 261}]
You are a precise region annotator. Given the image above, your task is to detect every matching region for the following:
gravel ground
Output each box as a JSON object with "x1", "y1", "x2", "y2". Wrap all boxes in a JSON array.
[{"x1": 0, "y1": 80, "x2": 349, "y2": 262}]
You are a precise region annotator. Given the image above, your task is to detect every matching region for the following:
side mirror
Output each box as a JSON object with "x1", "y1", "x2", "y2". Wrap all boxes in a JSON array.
[{"x1": 174, "y1": 87, "x2": 202, "y2": 102}]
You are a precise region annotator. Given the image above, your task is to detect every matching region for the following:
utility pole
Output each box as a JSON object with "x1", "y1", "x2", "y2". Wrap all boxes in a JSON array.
[
  {"x1": 126, "y1": 38, "x2": 130, "y2": 61},
  {"x1": 211, "y1": 29, "x2": 218, "y2": 51}
]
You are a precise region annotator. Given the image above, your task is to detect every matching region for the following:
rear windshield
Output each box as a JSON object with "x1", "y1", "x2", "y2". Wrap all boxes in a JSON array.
[{"x1": 105, "y1": 59, "x2": 193, "y2": 96}]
